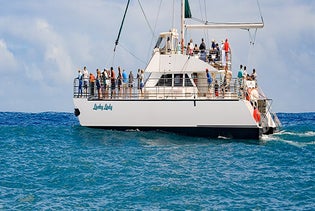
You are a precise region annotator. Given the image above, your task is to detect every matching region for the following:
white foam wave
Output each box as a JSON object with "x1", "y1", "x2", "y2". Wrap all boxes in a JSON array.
[
  {"x1": 302, "y1": 131, "x2": 315, "y2": 137},
  {"x1": 262, "y1": 134, "x2": 315, "y2": 148},
  {"x1": 280, "y1": 140, "x2": 315, "y2": 148},
  {"x1": 274, "y1": 130, "x2": 315, "y2": 138},
  {"x1": 217, "y1": 136, "x2": 231, "y2": 140},
  {"x1": 261, "y1": 134, "x2": 281, "y2": 142}
]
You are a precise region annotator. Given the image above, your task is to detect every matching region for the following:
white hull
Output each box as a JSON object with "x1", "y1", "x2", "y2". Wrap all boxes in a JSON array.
[{"x1": 74, "y1": 98, "x2": 264, "y2": 139}]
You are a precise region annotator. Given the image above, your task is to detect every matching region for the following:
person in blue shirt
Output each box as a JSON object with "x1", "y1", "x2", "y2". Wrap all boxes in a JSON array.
[
  {"x1": 237, "y1": 64, "x2": 244, "y2": 98},
  {"x1": 206, "y1": 68, "x2": 213, "y2": 97},
  {"x1": 122, "y1": 69, "x2": 128, "y2": 96}
]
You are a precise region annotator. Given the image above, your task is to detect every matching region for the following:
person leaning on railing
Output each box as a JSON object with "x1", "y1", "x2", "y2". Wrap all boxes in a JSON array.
[
  {"x1": 110, "y1": 67, "x2": 116, "y2": 98},
  {"x1": 128, "y1": 71, "x2": 134, "y2": 98},
  {"x1": 89, "y1": 72, "x2": 95, "y2": 97},
  {"x1": 83, "y1": 66, "x2": 89, "y2": 96},
  {"x1": 76, "y1": 69, "x2": 83, "y2": 98}
]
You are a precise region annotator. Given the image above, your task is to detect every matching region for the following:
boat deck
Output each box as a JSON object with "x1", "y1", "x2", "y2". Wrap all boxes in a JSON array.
[{"x1": 73, "y1": 77, "x2": 245, "y2": 101}]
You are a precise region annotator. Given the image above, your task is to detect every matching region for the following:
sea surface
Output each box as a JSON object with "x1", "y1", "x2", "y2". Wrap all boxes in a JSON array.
[{"x1": 0, "y1": 112, "x2": 314, "y2": 210}]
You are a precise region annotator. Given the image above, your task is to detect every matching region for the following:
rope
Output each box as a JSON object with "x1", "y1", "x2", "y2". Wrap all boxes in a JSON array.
[
  {"x1": 257, "y1": 0, "x2": 264, "y2": 24},
  {"x1": 138, "y1": 0, "x2": 155, "y2": 37},
  {"x1": 119, "y1": 43, "x2": 147, "y2": 65},
  {"x1": 146, "y1": 0, "x2": 163, "y2": 62},
  {"x1": 198, "y1": 0, "x2": 204, "y2": 21}
]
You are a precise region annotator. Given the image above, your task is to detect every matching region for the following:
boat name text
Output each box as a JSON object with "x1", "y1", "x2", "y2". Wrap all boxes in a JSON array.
[{"x1": 93, "y1": 103, "x2": 113, "y2": 111}]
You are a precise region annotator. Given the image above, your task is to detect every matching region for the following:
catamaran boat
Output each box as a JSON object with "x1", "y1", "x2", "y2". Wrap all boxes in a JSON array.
[{"x1": 73, "y1": 0, "x2": 281, "y2": 139}]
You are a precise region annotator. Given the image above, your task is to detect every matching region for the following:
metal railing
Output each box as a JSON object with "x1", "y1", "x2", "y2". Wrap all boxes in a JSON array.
[{"x1": 73, "y1": 76, "x2": 246, "y2": 101}]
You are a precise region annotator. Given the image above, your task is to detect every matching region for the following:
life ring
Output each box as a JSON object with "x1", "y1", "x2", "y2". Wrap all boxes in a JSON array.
[{"x1": 253, "y1": 108, "x2": 261, "y2": 123}]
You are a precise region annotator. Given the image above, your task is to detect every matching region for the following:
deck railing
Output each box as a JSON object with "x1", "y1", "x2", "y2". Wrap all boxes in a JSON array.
[{"x1": 73, "y1": 76, "x2": 248, "y2": 101}]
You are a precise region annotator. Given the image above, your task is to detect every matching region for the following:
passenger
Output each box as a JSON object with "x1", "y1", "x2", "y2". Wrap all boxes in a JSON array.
[
  {"x1": 223, "y1": 38, "x2": 231, "y2": 62},
  {"x1": 193, "y1": 44, "x2": 199, "y2": 55},
  {"x1": 199, "y1": 38, "x2": 206, "y2": 53},
  {"x1": 243, "y1": 66, "x2": 248, "y2": 84},
  {"x1": 177, "y1": 42, "x2": 181, "y2": 54},
  {"x1": 136, "y1": 69, "x2": 141, "y2": 90},
  {"x1": 247, "y1": 74, "x2": 252, "y2": 81},
  {"x1": 221, "y1": 40, "x2": 226, "y2": 67},
  {"x1": 214, "y1": 80, "x2": 219, "y2": 97},
  {"x1": 221, "y1": 70, "x2": 227, "y2": 97},
  {"x1": 189, "y1": 39, "x2": 194, "y2": 55},
  {"x1": 237, "y1": 65, "x2": 244, "y2": 97},
  {"x1": 186, "y1": 42, "x2": 191, "y2": 55},
  {"x1": 251, "y1": 68, "x2": 257, "y2": 81},
  {"x1": 83, "y1": 66, "x2": 89, "y2": 96},
  {"x1": 225, "y1": 67, "x2": 232, "y2": 92},
  {"x1": 110, "y1": 67, "x2": 116, "y2": 98},
  {"x1": 122, "y1": 69, "x2": 128, "y2": 96},
  {"x1": 211, "y1": 39, "x2": 216, "y2": 51},
  {"x1": 106, "y1": 69, "x2": 111, "y2": 93},
  {"x1": 238, "y1": 65, "x2": 243, "y2": 78},
  {"x1": 89, "y1": 72, "x2": 96, "y2": 97},
  {"x1": 96, "y1": 69, "x2": 101, "y2": 99},
  {"x1": 206, "y1": 68, "x2": 212, "y2": 96},
  {"x1": 76, "y1": 69, "x2": 83, "y2": 97},
  {"x1": 117, "y1": 67, "x2": 122, "y2": 97},
  {"x1": 102, "y1": 69, "x2": 108, "y2": 98},
  {"x1": 128, "y1": 71, "x2": 134, "y2": 98},
  {"x1": 199, "y1": 38, "x2": 206, "y2": 61},
  {"x1": 139, "y1": 69, "x2": 144, "y2": 96},
  {"x1": 215, "y1": 43, "x2": 220, "y2": 61}
]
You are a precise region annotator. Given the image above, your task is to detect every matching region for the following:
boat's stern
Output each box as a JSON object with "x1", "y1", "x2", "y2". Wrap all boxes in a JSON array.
[{"x1": 256, "y1": 99, "x2": 281, "y2": 135}]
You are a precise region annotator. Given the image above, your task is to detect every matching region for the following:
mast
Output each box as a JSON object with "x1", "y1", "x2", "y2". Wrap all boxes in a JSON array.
[
  {"x1": 114, "y1": 0, "x2": 130, "y2": 52},
  {"x1": 181, "y1": 0, "x2": 185, "y2": 53}
]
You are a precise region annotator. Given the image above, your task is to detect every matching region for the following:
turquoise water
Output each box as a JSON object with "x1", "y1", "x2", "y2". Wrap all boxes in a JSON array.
[{"x1": 0, "y1": 112, "x2": 314, "y2": 210}]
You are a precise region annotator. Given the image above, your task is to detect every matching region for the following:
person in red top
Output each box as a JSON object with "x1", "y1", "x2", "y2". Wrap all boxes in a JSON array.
[
  {"x1": 223, "y1": 38, "x2": 231, "y2": 62},
  {"x1": 89, "y1": 73, "x2": 96, "y2": 96}
]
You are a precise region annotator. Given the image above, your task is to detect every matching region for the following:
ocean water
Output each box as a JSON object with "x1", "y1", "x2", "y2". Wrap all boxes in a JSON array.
[{"x1": 0, "y1": 112, "x2": 314, "y2": 210}]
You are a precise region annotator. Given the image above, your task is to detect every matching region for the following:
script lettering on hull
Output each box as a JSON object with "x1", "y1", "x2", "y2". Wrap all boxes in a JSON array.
[{"x1": 93, "y1": 103, "x2": 113, "y2": 111}]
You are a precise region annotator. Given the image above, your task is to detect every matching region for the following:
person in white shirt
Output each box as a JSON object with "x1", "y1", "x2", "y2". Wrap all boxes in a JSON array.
[{"x1": 83, "y1": 66, "x2": 89, "y2": 96}]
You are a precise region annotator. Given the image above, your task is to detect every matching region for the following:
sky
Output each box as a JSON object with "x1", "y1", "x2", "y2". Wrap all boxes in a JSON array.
[{"x1": 0, "y1": 0, "x2": 314, "y2": 113}]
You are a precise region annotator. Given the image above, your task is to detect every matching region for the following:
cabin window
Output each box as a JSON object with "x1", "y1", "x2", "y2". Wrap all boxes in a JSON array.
[
  {"x1": 191, "y1": 73, "x2": 198, "y2": 86},
  {"x1": 174, "y1": 74, "x2": 183, "y2": 87},
  {"x1": 156, "y1": 74, "x2": 172, "y2": 86},
  {"x1": 185, "y1": 74, "x2": 193, "y2": 87},
  {"x1": 154, "y1": 37, "x2": 163, "y2": 49}
]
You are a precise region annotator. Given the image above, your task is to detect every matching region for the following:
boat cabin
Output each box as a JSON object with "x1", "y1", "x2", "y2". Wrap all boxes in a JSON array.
[{"x1": 154, "y1": 29, "x2": 179, "y2": 55}]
